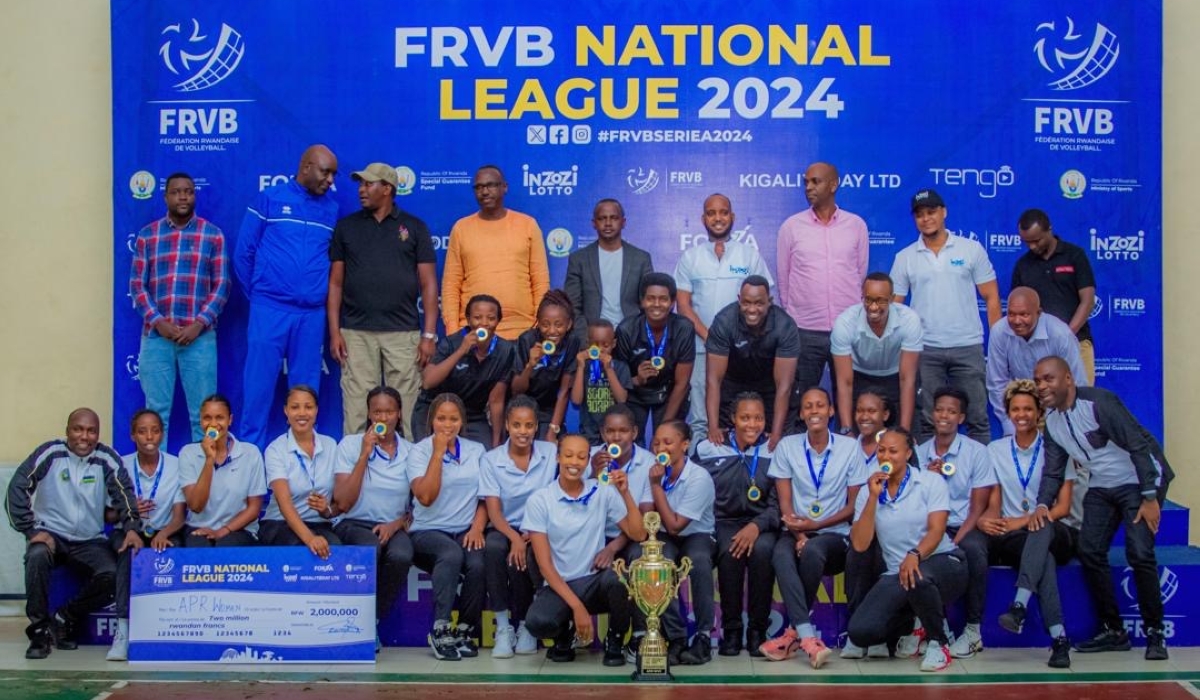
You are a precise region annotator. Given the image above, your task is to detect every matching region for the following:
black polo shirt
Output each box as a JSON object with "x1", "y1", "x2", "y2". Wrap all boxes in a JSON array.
[
  {"x1": 693, "y1": 439, "x2": 779, "y2": 530},
  {"x1": 513, "y1": 329, "x2": 581, "y2": 413},
  {"x1": 1010, "y1": 237, "x2": 1095, "y2": 342},
  {"x1": 329, "y1": 206, "x2": 436, "y2": 332},
  {"x1": 615, "y1": 313, "x2": 696, "y2": 405},
  {"x1": 706, "y1": 303, "x2": 802, "y2": 393},
  {"x1": 414, "y1": 333, "x2": 516, "y2": 421}
]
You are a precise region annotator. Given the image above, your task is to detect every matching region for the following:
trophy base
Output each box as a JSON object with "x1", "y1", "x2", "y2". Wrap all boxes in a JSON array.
[{"x1": 631, "y1": 652, "x2": 675, "y2": 682}]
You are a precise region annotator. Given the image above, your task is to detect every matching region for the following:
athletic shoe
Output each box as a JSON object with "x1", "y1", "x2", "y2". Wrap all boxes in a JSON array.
[
  {"x1": 867, "y1": 644, "x2": 890, "y2": 658},
  {"x1": 623, "y1": 638, "x2": 640, "y2": 665},
  {"x1": 949, "y1": 626, "x2": 982, "y2": 659},
  {"x1": 546, "y1": 628, "x2": 576, "y2": 663},
  {"x1": 1048, "y1": 636, "x2": 1071, "y2": 668},
  {"x1": 105, "y1": 627, "x2": 129, "y2": 661},
  {"x1": 515, "y1": 622, "x2": 538, "y2": 655},
  {"x1": 998, "y1": 602, "x2": 1027, "y2": 634},
  {"x1": 799, "y1": 636, "x2": 832, "y2": 669},
  {"x1": 492, "y1": 624, "x2": 516, "y2": 659},
  {"x1": 840, "y1": 639, "x2": 866, "y2": 659},
  {"x1": 455, "y1": 624, "x2": 479, "y2": 658},
  {"x1": 745, "y1": 629, "x2": 766, "y2": 658},
  {"x1": 680, "y1": 635, "x2": 711, "y2": 665},
  {"x1": 896, "y1": 626, "x2": 925, "y2": 658},
  {"x1": 667, "y1": 638, "x2": 686, "y2": 666},
  {"x1": 718, "y1": 629, "x2": 743, "y2": 656},
  {"x1": 429, "y1": 623, "x2": 461, "y2": 661},
  {"x1": 602, "y1": 630, "x2": 625, "y2": 667},
  {"x1": 25, "y1": 628, "x2": 51, "y2": 660},
  {"x1": 1075, "y1": 627, "x2": 1131, "y2": 653},
  {"x1": 51, "y1": 611, "x2": 78, "y2": 650},
  {"x1": 1145, "y1": 628, "x2": 1169, "y2": 661},
  {"x1": 759, "y1": 627, "x2": 800, "y2": 661},
  {"x1": 919, "y1": 640, "x2": 951, "y2": 672}
]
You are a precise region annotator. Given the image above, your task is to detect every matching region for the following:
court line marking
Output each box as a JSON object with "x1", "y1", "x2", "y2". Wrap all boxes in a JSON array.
[{"x1": 1177, "y1": 681, "x2": 1200, "y2": 699}]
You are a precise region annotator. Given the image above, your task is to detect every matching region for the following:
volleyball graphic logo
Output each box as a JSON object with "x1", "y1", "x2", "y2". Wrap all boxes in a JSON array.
[
  {"x1": 1121, "y1": 566, "x2": 1179, "y2": 609},
  {"x1": 159, "y1": 19, "x2": 245, "y2": 92},
  {"x1": 1034, "y1": 18, "x2": 1119, "y2": 91}
]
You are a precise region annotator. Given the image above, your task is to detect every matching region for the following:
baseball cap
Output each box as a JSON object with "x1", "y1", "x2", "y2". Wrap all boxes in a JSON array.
[
  {"x1": 910, "y1": 188, "x2": 946, "y2": 212},
  {"x1": 351, "y1": 163, "x2": 398, "y2": 188}
]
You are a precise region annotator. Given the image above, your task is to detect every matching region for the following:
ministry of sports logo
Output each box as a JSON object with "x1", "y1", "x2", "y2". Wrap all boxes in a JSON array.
[
  {"x1": 546, "y1": 228, "x2": 574, "y2": 257},
  {"x1": 627, "y1": 167, "x2": 659, "y2": 195},
  {"x1": 129, "y1": 170, "x2": 156, "y2": 200},
  {"x1": 1034, "y1": 17, "x2": 1120, "y2": 91},
  {"x1": 159, "y1": 19, "x2": 245, "y2": 92},
  {"x1": 1060, "y1": 169, "x2": 1087, "y2": 199}
]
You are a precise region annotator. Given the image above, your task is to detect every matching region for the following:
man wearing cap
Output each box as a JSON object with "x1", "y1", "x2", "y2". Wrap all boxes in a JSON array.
[
  {"x1": 235, "y1": 144, "x2": 340, "y2": 448},
  {"x1": 776, "y1": 162, "x2": 869, "y2": 409},
  {"x1": 328, "y1": 162, "x2": 439, "y2": 438},
  {"x1": 890, "y1": 189, "x2": 1001, "y2": 443}
]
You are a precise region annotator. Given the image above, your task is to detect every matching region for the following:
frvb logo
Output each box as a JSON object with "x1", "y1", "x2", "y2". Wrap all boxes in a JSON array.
[
  {"x1": 1034, "y1": 17, "x2": 1120, "y2": 91},
  {"x1": 159, "y1": 20, "x2": 245, "y2": 92}
]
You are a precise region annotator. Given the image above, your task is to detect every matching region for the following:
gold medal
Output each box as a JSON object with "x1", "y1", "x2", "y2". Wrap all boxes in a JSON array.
[
  {"x1": 879, "y1": 461, "x2": 894, "y2": 475},
  {"x1": 587, "y1": 345, "x2": 602, "y2": 360},
  {"x1": 373, "y1": 422, "x2": 387, "y2": 435},
  {"x1": 940, "y1": 461, "x2": 956, "y2": 477},
  {"x1": 1021, "y1": 498, "x2": 1031, "y2": 512},
  {"x1": 650, "y1": 356, "x2": 666, "y2": 370},
  {"x1": 747, "y1": 485, "x2": 762, "y2": 502},
  {"x1": 655, "y1": 452, "x2": 671, "y2": 465},
  {"x1": 475, "y1": 327, "x2": 490, "y2": 341},
  {"x1": 809, "y1": 501, "x2": 823, "y2": 518},
  {"x1": 541, "y1": 340, "x2": 556, "y2": 354},
  {"x1": 599, "y1": 469, "x2": 611, "y2": 486},
  {"x1": 606, "y1": 443, "x2": 622, "y2": 458},
  {"x1": 205, "y1": 427, "x2": 220, "y2": 440}
]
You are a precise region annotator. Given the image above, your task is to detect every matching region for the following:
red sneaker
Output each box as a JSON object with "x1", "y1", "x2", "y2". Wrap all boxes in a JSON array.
[
  {"x1": 799, "y1": 636, "x2": 832, "y2": 669},
  {"x1": 759, "y1": 628, "x2": 800, "y2": 661}
]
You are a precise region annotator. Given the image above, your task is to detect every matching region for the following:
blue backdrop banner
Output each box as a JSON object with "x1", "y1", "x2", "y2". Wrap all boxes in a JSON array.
[{"x1": 112, "y1": 1, "x2": 1163, "y2": 453}]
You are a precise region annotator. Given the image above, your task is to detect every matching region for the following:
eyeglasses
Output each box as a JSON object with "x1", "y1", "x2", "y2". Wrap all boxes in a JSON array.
[
  {"x1": 862, "y1": 296, "x2": 891, "y2": 308},
  {"x1": 473, "y1": 182, "x2": 503, "y2": 192}
]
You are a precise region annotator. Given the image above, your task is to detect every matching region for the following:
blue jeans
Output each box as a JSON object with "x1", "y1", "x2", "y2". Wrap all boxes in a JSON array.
[{"x1": 139, "y1": 329, "x2": 217, "y2": 442}]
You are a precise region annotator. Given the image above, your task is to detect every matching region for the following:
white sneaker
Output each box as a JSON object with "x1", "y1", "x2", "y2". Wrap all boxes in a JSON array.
[
  {"x1": 106, "y1": 628, "x2": 129, "y2": 661},
  {"x1": 840, "y1": 639, "x2": 866, "y2": 659},
  {"x1": 920, "y1": 640, "x2": 952, "y2": 672},
  {"x1": 515, "y1": 622, "x2": 538, "y2": 655},
  {"x1": 492, "y1": 624, "x2": 516, "y2": 659},
  {"x1": 867, "y1": 644, "x2": 890, "y2": 658},
  {"x1": 949, "y1": 626, "x2": 983, "y2": 659},
  {"x1": 896, "y1": 626, "x2": 925, "y2": 658}
]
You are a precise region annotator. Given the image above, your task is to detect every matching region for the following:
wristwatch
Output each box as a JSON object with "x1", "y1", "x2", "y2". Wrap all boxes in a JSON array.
[
  {"x1": 548, "y1": 424, "x2": 562, "y2": 435},
  {"x1": 421, "y1": 332, "x2": 437, "y2": 341}
]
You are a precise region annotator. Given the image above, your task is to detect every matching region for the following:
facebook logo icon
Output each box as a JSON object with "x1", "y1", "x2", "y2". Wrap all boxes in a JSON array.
[{"x1": 549, "y1": 125, "x2": 569, "y2": 144}]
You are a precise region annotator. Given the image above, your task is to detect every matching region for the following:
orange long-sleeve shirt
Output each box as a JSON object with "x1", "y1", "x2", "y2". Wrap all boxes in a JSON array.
[{"x1": 441, "y1": 209, "x2": 550, "y2": 340}]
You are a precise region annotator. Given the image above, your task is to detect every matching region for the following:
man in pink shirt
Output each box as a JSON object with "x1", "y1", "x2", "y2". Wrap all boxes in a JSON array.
[{"x1": 776, "y1": 162, "x2": 869, "y2": 432}]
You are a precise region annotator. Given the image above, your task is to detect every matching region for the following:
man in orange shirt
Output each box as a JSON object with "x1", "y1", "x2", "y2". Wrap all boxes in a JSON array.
[{"x1": 442, "y1": 166, "x2": 551, "y2": 339}]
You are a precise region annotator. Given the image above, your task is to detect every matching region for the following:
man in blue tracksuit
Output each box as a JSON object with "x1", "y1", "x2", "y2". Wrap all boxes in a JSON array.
[{"x1": 235, "y1": 144, "x2": 340, "y2": 448}]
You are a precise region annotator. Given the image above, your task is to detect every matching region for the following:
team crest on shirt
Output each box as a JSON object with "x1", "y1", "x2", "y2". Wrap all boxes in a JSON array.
[
  {"x1": 950, "y1": 258, "x2": 965, "y2": 266},
  {"x1": 398, "y1": 224, "x2": 409, "y2": 242}
]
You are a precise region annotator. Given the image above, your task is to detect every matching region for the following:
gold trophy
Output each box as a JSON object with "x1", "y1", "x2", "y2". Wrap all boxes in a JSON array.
[{"x1": 613, "y1": 512, "x2": 692, "y2": 682}]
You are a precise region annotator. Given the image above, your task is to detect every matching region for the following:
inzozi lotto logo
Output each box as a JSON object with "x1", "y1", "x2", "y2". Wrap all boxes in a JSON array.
[
  {"x1": 1034, "y1": 17, "x2": 1120, "y2": 91},
  {"x1": 159, "y1": 19, "x2": 245, "y2": 92}
]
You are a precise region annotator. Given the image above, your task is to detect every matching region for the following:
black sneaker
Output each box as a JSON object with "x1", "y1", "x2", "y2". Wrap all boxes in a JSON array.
[
  {"x1": 997, "y1": 602, "x2": 1026, "y2": 634},
  {"x1": 1075, "y1": 627, "x2": 1131, "y2": 653},
  {"x1": 679, "y1": 634, "x2": 712, "y2": 665},
  {"x1": 1145, "y1": 628, "x2": 1169, "y2": 661},
  {"x1": 454, "y1": 624, "x2": 479, "y2": 658},
  {"x1": 546, "y1": 629, "x2": 576, "y2": 663},
  {"x1": 718, "y1": 629, "x2": 743, "y2": 656},
  {"x1": 428, "y1": 623, "x2": 461, "y2": 660},
  {"x1": 1048, "y1": 636, "x2": 1071, "y2": 668},
  {"x1": 602, "y1": 631, "x2": 625, "y2": 667},
  {"x1": 623, "y1": 638, "x2": 641, "y2": 665},
  {"x1": 667, "y1": 638, "x2": 686, "y2": 666},
  {"x1": 50, "y1": 611, "x2": 78, "y2": 651},
  {"x1": 24, "y1": 628, "x2": 51, "y2": 660},
  {"x1": 746, "y1": 628, "x2": 766, "y2": 658}
]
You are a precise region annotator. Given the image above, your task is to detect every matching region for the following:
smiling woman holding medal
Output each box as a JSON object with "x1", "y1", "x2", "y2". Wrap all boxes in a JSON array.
[
  {"x1": 976, "y1": 379, "x2": 1078, "y2": 668},
  {"x1": 692, "y1": 392, "x2": 778, "y2": 658},
  {"x1": 760, "y1": 387, "x2": 862, "y2": 668},
  {"x1": 512, "y1": 290, "x2": 580, "y2": 442},
  {"x1": 847, "y1": 427, "x2": 967, "y2": 673}
]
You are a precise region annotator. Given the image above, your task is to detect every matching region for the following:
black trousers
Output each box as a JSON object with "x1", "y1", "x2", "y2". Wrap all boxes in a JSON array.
[
  {"x1": 24, "y1": 533, "x2": 115, "y2": 638},
  {"x1": 847, "y1": 550, "x2": 967, "y2": 648},
  {"x1": 525, "y1": 569, "x2": 632, "y2": 641},
  {"x1": 1078, "y1": 483, "x2": 1167, "y2": 630},
  {"x1": 334, "y1": 519, "x2": 414, "y2": 621},
  {"x1": 410, "y1": 529, "x2": 486, "y2": 631},
  {"x1": 946, "y1": 526, "x2": 989, "y2": 625},
  {"x1": 627, "y1": 397, "x2": 686, "y2": 448},
  {"x1": 183, "y1": 524, "x2": 258, "y2": 547},
  {"x1": 714, "y1": 520, "x2": 777, "y2": 635},
  {"x1": 111, "y1": 529, "x2": 182, "y2": 618},
  {"x1": 258, "y1": 519, "x2": 342, "y2": 547},
  {"x1": 484, "y1": 529, "x2": 543, "y2": 623}
]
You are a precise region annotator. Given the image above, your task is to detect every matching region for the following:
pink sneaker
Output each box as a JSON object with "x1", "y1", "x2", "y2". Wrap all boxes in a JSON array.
[
  {"x1": 759, "y1": 628, "x2": 800, "y2": 661},
  {"x1": 799, "y1": 636, "x2": 832, "y2": 669}
]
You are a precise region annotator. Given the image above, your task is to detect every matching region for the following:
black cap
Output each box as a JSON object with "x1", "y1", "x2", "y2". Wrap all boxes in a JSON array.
[{"x1": 911, "y1": 188, "x2": 946, "y2": 212}]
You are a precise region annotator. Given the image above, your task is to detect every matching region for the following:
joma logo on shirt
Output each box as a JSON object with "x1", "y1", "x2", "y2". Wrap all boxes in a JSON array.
[
  {"x1": 950, "y1": 258, "x2": 966, "y2": 266},
  {"x1": 729, "y1": 265, "x2": 750, "y2": 274}
]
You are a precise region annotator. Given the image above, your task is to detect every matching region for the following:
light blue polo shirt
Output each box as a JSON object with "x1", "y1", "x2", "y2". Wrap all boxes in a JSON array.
[
  {"x1": 987, "y1": 435, "x2": 1078, "y2": 526},
  {"x1": 263, "y1": 430, "x2": 339, "y2": 522},
  {"x1": 405, "y1": 436, "x2": 486, "y2": 534},
  {"x1": 657, "y1": 460, "x2": 715, "y2": 537},
  {"x1": 589, "y1": 443, "x2": 654, "y2": 537},
  {"x1": 120, "y1": 452, "x2": 185, "y2": 533},
  {"x1": 334, "y1": 433, "x2": 413, "y2": 524},
  {"x1": 479, "y1": 440, "x2": 558, "y2": 529},
  {"x1": 769, "y1": 433, "x2": 865, "y2": 535},
  {"x1": 830, "y1": 302, "x2": 924, "y2": 376},
  {"x1": 890, "y1": 232, "x2": 996, "y2": 348},
  {"x1": 524, "y1": 479, "x2": 629, "y2": 582},
  {"x1": 179, "y1": 435, "x2": 267, "y2": 534},
  {"x1": 674, "y1": 239, "x2": 774, "y2": 349},
  {"x1": 854, "y1": 468, "x2": 956, "y2": 574},
  {"x1": 916, "y1": 435, "x2": 996, "y2": 528}
]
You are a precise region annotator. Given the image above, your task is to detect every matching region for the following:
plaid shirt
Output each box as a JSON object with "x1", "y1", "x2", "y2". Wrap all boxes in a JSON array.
[{"x1": 129, "y1": 215, "x2": 230, "y2": 332}]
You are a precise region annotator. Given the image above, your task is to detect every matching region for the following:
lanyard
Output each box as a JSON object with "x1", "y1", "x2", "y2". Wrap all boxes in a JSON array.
[
  {"x1": 588, "y1": 358, "x2": 604, "y2": 384},
  {"x1": 292, "y1": 449, "x2": 317, "y2": 492},
  {"x1": 214, "y1": 437, "x2": 234, "y2": 468},
  {"x1": 879, "y1": 467, "x2": 912, "y2": 506},
  {"x1": 644, "y1": 321, "x2": 668, "y2": 358},
  {"x1": 134, "y1": 454, "x2": 165, "y2": 501},
  {"x1": 443, "y1": 438, "x2": 461, "y2": 464},
  {"x1": 730, "y1": 431, "x2": 762, "y2": 482},
  {"x1": 1010, "y1": 435, "x2": 1043, "y2": 495},
  {"x1": 662, "y1": 464, "x2": 681, "y2": 493},
  {"x1": 560, "y1": 484, "x2": 598, "y2": 506},
  {"x1": 805, "y1": 434, "x2": 833, "y2": 495}
]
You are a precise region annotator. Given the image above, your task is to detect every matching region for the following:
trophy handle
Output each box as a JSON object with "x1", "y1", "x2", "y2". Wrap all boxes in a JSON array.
[
  {"x1": 670, "y1": 556, "x2": 693, "y2": 598},
  {"x1": 612, "y1": 558, "x2": 629, "y2": 587}
]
